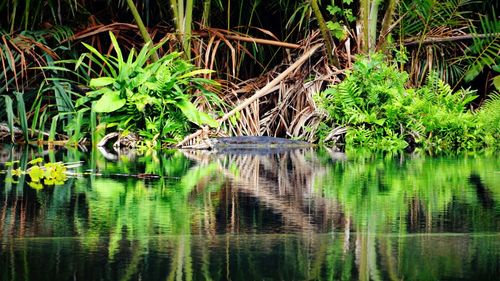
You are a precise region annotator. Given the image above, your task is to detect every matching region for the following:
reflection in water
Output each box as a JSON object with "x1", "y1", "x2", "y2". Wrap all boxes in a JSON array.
[{"x1": 0, "y1": 145, "x2": 499, "y2": 280}]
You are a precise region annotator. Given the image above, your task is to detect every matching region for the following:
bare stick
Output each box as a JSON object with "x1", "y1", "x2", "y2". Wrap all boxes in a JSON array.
[
  {"x1": 197, "y1": 32, "x2": 301, "y2": 49},
  {"x1": 176, "y1": 43, "x2": 323, "y2": 147},
  {"x1": 404, "y1": 33, "x2": 500, "y2": 46}
]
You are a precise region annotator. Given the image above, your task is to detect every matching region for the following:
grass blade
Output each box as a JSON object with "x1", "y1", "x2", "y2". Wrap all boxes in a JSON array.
[
  {"x1": 3, "y1": 95, "x2": 15, "y2": 142},
  {"x1": 14, "y1": 91, "x2": 29, "y2": 142},
  {"x1": 49, "y1": 115, "x2": 59, "y2": 143},
  {"x1": 90, "y1": 104, "x2": 97, "y2": 147},
  {"x1": 30, "y1": 81, "x2": 45, "y2": 137},
  {"x1": 38, "y1": 108, "x2": 48, "y2": 143}
]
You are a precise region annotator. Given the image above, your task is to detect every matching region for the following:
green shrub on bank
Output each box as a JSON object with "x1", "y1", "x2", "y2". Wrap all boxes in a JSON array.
[
  {"x1": 475, "y1": 93, "x2": 500, "y2": 147},
  {"x1": 76, "y1": 32, "x2": 222, "y2": 145},
  {"x1": 315, "y1": 53, "x2": 499, "y2": 153}
]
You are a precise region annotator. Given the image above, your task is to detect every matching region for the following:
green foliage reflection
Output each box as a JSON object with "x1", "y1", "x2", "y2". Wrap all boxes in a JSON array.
[{"x1": 0, "y1": 148, "x2": 499, "y2": 280}]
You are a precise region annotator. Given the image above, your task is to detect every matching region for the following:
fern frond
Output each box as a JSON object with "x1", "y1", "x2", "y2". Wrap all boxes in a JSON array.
[
  {"x1": 475, "y1": 91, "x2": 500, "y2": 147},
  {"x1": 482, "y1": 92, "x2": 500, "y2": 107},
  {"x1": 46, "y1": 25, "x2": 74, "y2": 43}
]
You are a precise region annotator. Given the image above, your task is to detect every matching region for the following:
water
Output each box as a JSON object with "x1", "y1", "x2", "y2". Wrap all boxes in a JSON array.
[{"x1": 0, "y1": 146, "x2": 499, "y2": 280}]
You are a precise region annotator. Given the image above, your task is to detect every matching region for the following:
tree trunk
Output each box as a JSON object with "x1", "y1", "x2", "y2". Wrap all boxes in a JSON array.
[
  {"x1": 378, "y1": 0, "x2": 397, "y2": 51},
  {"x1": 310, "y1": 0, "x2": 340, "y2": 67},
  {"x1": 126, "y1": 0, "x2": 158, "y2": 61}
]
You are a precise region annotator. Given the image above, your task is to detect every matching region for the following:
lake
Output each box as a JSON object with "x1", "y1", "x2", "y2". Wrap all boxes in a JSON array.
[{"x1": 1, "y1": 146, "x2": 499, "y2": 280}]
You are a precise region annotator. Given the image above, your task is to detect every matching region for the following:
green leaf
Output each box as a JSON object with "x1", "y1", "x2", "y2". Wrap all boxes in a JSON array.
[
  {"x1": 108, "y1": 32, "x2": 123, "y2": 65},
  {"x1": 28, "y1": 157, "x2": 44, "y2": 165},
  {"x1": 326, "y1": 5, "x2": 341, "y2": 16},
  {"x1": 28, "y1": 182, "x2": 43, "y2": 190},
  {"x1": 12, "y1": 168, "x2": 23, "y2": 177},
  {"x1": 75, "y1": 96, "x2": 91, "y2": 107},
  {"x1": 326, "y1": 21, "x2": 346, "y2": 40},
  {"x1": 86, "y1": 88, "x2": 108, "y2": 98},
  {"x1": 176, "y1": 99, "x2": 219, "y2": 127},
  {"x1": 464, "y1": 65, "x2": 481, "y2": 82},
  {"x1": 28, "y1": 166, "x2": 44, "y2": 183},
  {"x1": 14, "y1": 92, "x2": 29, "y2": 141},
  {"x1": 178, "y1": 69, "x2": 215, "y2": 79},
  {"x1": 493, "y1": 75, "x2": 500, "y2": 91},
  {"x1": 81, "y1": 42, "x2": 117, "y2": 77},
  {"x1": 197, "y1": 111, "x2": 219, "y2": 128},
  {"x1": 89, "y1": 77, "x2": 115, "y2": 88},
  {"x1": 3, "y1": 95, "x2": 15, "y2": 142},
  {"x1": 93, "y1": 91, "x2": 126, "y2": 113}
]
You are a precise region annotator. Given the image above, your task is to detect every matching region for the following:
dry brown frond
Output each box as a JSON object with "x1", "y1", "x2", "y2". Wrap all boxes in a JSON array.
[
  {"x1": 177, "y1": 40, "x2": 341, "y2": 147},
  {"x1": 1, "y1": 31, "x2": 62, "y2": 93}
]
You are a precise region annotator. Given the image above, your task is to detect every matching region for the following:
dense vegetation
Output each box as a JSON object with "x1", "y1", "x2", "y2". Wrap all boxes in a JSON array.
[
  {"x1": 0, "y1": 0, "x2": 498, "y2": 153},
  {"x1": 315, "y1": 53, "x2": 500, "y2": 153}
]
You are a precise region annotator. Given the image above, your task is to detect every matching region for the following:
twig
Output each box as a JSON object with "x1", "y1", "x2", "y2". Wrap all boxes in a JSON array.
[
  {"x1": 196, "y1": 32, "x2": 301, "y2": 49},
  {"x1": 404, "y1": 33, "x2": 500, "y2": 46}
]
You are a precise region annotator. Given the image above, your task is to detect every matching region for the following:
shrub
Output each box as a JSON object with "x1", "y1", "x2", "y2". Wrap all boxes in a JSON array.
[
  {"x1": 315, "y1": 53, "x2": 497, "y2": 153},
  {"x1": 475, "y1": 93, "x2": 500, "y2": 148},
  {"x1": 76, "y1": 32, "x2": 221, "y2": 144}
]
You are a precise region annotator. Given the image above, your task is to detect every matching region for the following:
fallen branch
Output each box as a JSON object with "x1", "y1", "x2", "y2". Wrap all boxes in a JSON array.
[
  {"x1": 404, "y1": 33, "x2": 500, "y2": 46},
  {"x1": 176, "y1": 43, "x2": 323, "y2": 147},
  {"x1": 196, "y1": 32, "x2": 301, "y2": 49},
  {"x1": 64, "y1": 23, "x2": 139, "y2": 43}
]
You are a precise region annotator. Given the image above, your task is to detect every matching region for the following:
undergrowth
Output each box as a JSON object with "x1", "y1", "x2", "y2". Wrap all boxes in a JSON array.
[{"x1": 315, "y1": 53, "x2": 500, "y2": 153}]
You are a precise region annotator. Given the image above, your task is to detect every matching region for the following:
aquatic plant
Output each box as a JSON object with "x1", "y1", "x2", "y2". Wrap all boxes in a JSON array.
[{"x1": 5, "y1": 157, "x2": 68, "y2": 189}]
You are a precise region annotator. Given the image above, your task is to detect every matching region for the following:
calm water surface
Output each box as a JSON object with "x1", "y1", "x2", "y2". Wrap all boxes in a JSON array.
[{"x1": 0, "y1": 147, "x2": 499, "y2": 280}]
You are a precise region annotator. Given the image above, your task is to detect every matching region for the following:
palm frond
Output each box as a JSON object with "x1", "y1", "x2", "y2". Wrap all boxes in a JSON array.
[{"x1": 462, "y1": 13, "x2": 500, "y2": 82}]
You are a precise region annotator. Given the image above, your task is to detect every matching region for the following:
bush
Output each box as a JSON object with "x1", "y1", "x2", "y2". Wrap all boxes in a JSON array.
[
  {"x1": 475, "y1": 93, "x2": 500, "y2": 148},
  {"x1": 77, "y1": 32, "x2": 222, "y2": 144},
  {"x1": 315, "y1": 53, "x2": 498, "y2": 153}
]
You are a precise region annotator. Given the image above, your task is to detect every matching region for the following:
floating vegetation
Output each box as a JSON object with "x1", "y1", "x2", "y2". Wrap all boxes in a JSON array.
[{"x1": 5, "y1": 157, "x2": 68, "y2": 189}]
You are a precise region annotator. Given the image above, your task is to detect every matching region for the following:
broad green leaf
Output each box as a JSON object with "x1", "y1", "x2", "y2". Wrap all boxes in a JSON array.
[
  {"x1": 93, "y1": 91, "x2": 126, "y2": 113},
  {"x1": 49, "y1": 115, "x2": 59, "y2": 142},
  {"x1": 90, "y1": 77, "x2": 115, "y2": 88},
  {"x1": 176, "y1": 99, "x2": 219, "y2": 127},
  {"x1": 195, "y1": 111, "x2": 220, "y2": 128},
  {"x1": 135, "y1": 42, "x2": 152, "y2": 67},
  {"x1": 127, "y1": 48, "x2": 135, "y2": 65},
  {"x1": 28, "y1": 182, "x2": 43, "y2": 190},
  {"x1": 28, "y1": 166, "x2": 44, "y2": 182}
]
